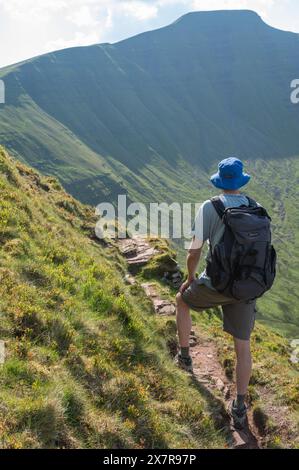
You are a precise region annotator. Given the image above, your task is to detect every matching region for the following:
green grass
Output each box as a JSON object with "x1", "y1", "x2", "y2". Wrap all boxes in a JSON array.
[
  {"x1": 1, "y1": 147, "x2": 298, "y2": 448},
  {"x1": 0, "y1": 147, "x2": 228, "y2": 449},
  {"x1": 245, "y1": 159, "x2": 299, "y2": 336}
]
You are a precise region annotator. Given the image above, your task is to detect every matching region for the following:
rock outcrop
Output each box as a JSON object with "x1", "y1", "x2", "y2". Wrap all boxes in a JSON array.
[{"x1": 118, "y1": 236, "x2": 183, "y2": 288}]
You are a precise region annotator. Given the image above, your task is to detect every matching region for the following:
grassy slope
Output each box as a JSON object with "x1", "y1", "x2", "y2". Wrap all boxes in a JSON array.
[
  {"x1": 245, "y1": 159, "x2": 299, "y2": 336},
  {"x1": 1, "y1": 147, "x2": 298, "y2": 449},
  {"x1": 0, "y1": 147, "x2": 228, "y2": 449},
  {"x1": 1, "y1": 94, "x2": 298, "y2": 337},
  {"x1": 0, "y1": 12, "x2": 298, "y2": 343}
]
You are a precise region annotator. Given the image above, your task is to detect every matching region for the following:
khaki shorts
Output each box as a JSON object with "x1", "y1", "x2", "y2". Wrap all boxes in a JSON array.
[{"x1": 182, "y1": 280, "x2": 256, "y2": 341}]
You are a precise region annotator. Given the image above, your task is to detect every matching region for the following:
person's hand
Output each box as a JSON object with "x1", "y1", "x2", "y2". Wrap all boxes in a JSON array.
[{"x1": 179, "y1": 277, "x2": 195, "y2": 294}]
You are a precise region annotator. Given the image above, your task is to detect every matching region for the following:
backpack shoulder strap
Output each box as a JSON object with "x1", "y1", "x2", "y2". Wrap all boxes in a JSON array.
[
  {"x1": 246, "y1": 196, "x2": 258, "y2": 208},
  {"x1": 210, "y1": 196, "x2": 226, "y2": 220}
]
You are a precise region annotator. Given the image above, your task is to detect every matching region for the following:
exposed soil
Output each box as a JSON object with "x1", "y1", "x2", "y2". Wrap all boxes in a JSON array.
[{"x1": 190, "y1": 336, "x2": 261, "y2": 448}]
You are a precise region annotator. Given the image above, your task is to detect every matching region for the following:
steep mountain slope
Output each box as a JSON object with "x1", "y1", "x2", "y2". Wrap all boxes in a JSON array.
[
  {"x1": 0, "y1": 147, "x2": 298, "y2": 449},
  {"x1": 0, "y1": 146, "x2": 227, "y2": 449},
  {"x1": 0, "y1": 10, "x2": 298, "y2": 337},
  {"x1": 0, "y1": 10, "x2": 299, "y2": 204}
]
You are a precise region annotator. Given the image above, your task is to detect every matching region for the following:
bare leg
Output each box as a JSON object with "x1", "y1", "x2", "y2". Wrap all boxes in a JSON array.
[
  {"x1": 233, "y1": 338, "x2": 252, "y2": 395},
  {"x1": 176, "y1": 293, "x2": 192, "y2": 348}
]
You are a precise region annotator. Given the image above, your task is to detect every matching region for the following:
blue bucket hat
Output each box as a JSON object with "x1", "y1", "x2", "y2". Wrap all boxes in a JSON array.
[{"x1": 210, "y1": 157, "x2": 251, "y2": 190}]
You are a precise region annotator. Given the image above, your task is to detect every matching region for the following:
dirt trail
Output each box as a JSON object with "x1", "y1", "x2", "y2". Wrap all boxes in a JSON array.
[
  {"x1": 121, "y1": 237, "x2": 262, "y2": 448},
  {"x1": 191, "y1": 337, "x2": 261, "y2": 448}
]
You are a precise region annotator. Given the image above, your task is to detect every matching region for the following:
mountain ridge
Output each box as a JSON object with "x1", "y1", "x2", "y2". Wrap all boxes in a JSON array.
[
  {"x1": 1, "y1": 9, "x2": 296, "y2": 71},
  {"x1": 1, "y1": 9, "x2": 299, "y2": 178}
]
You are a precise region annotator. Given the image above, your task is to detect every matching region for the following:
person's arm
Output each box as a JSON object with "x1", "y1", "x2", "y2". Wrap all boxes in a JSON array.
[
  {"x1": 187, "y1": 246, "x2": 202, "y2": 281},
  {"x1": 180, "y1": 243, "x2": 202, "y2": 293},
  {"x1": 179, "y1": 200, "x2": 209, "y2": 294}
]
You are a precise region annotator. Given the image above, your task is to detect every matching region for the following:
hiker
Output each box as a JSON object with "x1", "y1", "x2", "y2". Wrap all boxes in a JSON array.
[{"x1": 175, "y1": 157, "x2": 276, "y2": 429}]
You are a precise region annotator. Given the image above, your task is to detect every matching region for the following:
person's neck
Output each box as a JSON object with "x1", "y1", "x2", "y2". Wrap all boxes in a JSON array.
[{"x1": 222, "y1": 190, "x2": 241, "y2": 195}]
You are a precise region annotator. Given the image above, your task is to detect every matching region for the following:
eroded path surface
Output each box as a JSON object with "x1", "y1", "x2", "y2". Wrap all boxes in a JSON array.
[{"x1": 191, "y1": 337, "x2": 261, "y2": 448}]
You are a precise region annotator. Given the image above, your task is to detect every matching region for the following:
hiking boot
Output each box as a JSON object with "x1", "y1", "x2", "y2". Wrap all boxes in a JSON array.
[
  {"x1": 174, "y1": 353, "x2": 193, "y2": 373},
  {"x1": 230, "y1": 400, "x2": 248, "y2": 430}
]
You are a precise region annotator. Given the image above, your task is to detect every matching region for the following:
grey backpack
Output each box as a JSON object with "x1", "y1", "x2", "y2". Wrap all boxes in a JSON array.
[{"x1": 206, "y1": 196, "x2": 276, "y2": 301}]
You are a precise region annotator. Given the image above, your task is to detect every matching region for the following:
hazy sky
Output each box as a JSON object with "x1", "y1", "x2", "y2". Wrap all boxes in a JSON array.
[{"x1": 1, "y1": 0, "x2": 299, "y2": 68}]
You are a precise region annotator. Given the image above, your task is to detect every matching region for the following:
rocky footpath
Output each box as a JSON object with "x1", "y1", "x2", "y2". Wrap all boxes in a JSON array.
[{"x1": 118, "y1": 236, "x2": 183, "y2": 289}]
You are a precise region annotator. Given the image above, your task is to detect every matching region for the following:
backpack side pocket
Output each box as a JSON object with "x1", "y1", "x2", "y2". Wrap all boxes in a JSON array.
[{"x1": 265, "y1": 244, "x2": 276, "y2": 290}]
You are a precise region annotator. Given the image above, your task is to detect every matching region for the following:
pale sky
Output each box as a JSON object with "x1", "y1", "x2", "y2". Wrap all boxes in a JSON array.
[{"x1": 1, "y1": 0, "x2": 299, "y2": 68}]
